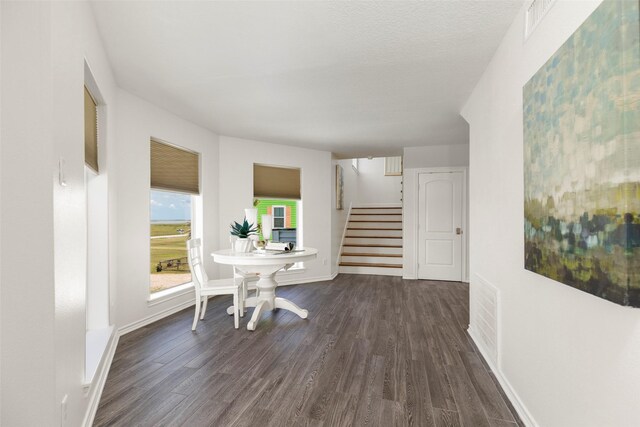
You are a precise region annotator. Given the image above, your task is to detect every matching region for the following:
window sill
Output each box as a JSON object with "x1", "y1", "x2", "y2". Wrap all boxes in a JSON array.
[
  {"x1": 84, "y1": 325, "x2": 115, "y2": 386},
  {"x1": 148, "y1": 282, "x2": 194, "y2": 307}
]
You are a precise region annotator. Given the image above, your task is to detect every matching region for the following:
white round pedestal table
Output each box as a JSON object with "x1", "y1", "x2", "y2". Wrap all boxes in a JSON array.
[{"x1": 211, "y1": 248, "x2": 318, "y2": 331}]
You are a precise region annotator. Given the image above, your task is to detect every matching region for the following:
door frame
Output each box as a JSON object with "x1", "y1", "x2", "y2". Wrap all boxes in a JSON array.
[{"x1": 410, "y1": 167, "x2": 468, "y2": 282}]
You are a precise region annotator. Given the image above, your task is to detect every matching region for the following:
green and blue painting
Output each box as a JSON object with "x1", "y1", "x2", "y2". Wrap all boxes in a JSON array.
[{"x1": 523, "y1": 0, "x2": 640, "y2": 307}]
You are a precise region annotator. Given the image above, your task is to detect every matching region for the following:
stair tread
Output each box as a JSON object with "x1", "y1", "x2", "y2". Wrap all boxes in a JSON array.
[
  {"x1": 347, "y1": 227, "x2": 401, "y2": 230},
  {"x1": 339, "y1": 262, "x2": 402, "y2": 268},
  {"x1": 345, "y1": 235, "x2": 402, "y2": 239},
  {"x1": 351, "y1": 213, "x2": 402, "y2": 215},
  {"x1": 349, "y1": 220, "x2": 402, "y2": 223},
  {"x1": 352, "y1": 207, "x2": 401, "y2": 209},
  {"x1": 343, "y1": 244, "x2": 403, "y2": 248},
  {"x1": 341, "y1": 252, "x2": 402, "y2": 257}
]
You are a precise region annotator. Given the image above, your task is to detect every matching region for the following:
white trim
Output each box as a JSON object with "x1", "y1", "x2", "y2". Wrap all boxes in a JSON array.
[
  {"x1": 336, "y1": 202, "x2": 353, "y2": 268},
  {"x1": 120, "y1": 299, "x2": 195, "y2": 335},
  {"x1": 468, "y1": 327, "x2": 538, "y2": 427},
  {"x1": 148, "y1": 282, "x2": 194, "y2": 306},
  {"x1": 339, "y1": 265, "x2": 403, "y2": 276},
  {"x1": 411, "y1": 167, "x2": 468, "y2": 283},
  {"x1": 276, "y1": 267, "x2": 306, "y2": 277},
  {"x1": 274, "y1": 273, "x2": 336, "y2": 286},
  {"x1": 82, "y1": 326, "x2": 119, "y2": 427},
  {"x1": 128, "y1": 273, "x2": 337, "y2": 335},
  {"x1": 85, "y1": 273, "x2": 338, "y2": 424}
]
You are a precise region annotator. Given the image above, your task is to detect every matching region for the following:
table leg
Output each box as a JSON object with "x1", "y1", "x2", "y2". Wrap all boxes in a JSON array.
[
  {"x1": 275, "y1": 297, "x2": 308, "y2": 319},
  {"x1": 247, "y1": 299, "x2": 269, "y2": 331},
  {"x1": 226, "y1": 269, "x2": 310, "y2": 330}
]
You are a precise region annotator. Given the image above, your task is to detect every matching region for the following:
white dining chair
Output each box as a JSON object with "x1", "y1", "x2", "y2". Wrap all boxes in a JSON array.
[
  {"x1": 187, "y1": 238, "x2": 243, "y2": 330},
  {"x1": 234, "y1": 267, "x2": 260, "y2": 308}
]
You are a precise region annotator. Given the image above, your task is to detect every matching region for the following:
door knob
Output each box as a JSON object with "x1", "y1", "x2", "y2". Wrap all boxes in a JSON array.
[{"x1": 456, "y1": 228, "x2": 462, "y2": 235}]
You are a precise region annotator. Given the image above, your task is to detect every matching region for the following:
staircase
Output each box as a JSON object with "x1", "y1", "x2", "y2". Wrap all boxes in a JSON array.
[{"x1": 338, "y1": 204, "x2": 403, "y2": 276}]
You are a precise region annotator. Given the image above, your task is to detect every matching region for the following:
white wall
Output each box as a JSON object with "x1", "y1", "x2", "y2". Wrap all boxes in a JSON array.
[
  {"x1": 1, "y1": 2, "x2": 57, "y2": 424},
  {"x1": 113, "y1": 89, "x2": 220, "y2": 329},
  {"x1": 52, "y1": 3, "x2": 120, "y2": 424},
  {"x1": 403, "y1": 144, "x2": 469, "y2": 169},
  {"x1": 0, "y1": 2, "x2": 3, "y2": 421},
  {"x1": 462, "y1": 1, "x2": 640, "y2": 426},
  {"x1": 331, "y1": 158, "x2": 358, "y2": 273},
  {"x1": 402, "y1": 145, "x2": 469, "y2": 280},
  {"x1": 1, "y1": 1, "x2": 119, "y2": 425},
  {"x1": 219, "y1": 136, "x2": 333, "y2": 282},
  {"x1": 353, "y1": 157, "x2": 402, "y2": 205}
]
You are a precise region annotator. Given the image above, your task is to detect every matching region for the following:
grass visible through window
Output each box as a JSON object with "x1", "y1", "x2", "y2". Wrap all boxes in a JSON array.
[{"x1": 150, "y1": 190, "x2": 193, "y2": 293}]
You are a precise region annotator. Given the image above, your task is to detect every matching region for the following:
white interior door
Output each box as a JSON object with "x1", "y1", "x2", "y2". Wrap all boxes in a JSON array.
[{"x1": 418, "y1": 172, "x2": 463, "y2": 281}]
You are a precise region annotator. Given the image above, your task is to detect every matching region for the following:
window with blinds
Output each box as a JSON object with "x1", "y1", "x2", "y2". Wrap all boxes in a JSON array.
[
  {"x1": 384, "y1": 156, "x2": 403, "y2": 176},
  {"x1": 150, "y1": 139, "x2": 200, "y2": 194},
  {"x1": 253, "y1": 164, "x2": 301, "y2": 200},
  {"x1": 84, "y1": 86, "x2": 99, "y2": 173}
]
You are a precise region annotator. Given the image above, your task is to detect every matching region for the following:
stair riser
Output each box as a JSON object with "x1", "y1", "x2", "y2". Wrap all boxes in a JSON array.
[
  {"x1": 339, "y1": 266, "x2": 403, "y2": 276},
  {"x1": 344, "y1": 237, "x2": 403, "y2": 245},
  {"x1": 341, "y1": 255, "x2": 402, "y2": 264},
  {"x1": 342, "y1": 246, "x2": 403, "y2": 255},
  {"x1": 351, "y1": 209, "x2": 402, "y2": 215},
  {"x1": 347, "y1": 229, "x2": 402, "y2": 237},
  {"x1": 348, "y1": 222, "x2": 402, "y2": 230},
  {"x1": 349, "y1": 215, "x2": 402, "y2": 221}
]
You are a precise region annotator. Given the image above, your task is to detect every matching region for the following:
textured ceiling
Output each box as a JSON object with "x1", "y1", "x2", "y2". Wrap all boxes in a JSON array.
[{"x1": 91, "y1": 1, "x2": 523, "y2": 158}]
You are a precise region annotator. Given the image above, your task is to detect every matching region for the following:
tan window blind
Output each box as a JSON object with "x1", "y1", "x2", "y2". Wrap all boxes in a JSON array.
[
  {"x1": 253, "y1": 164, "x2": 301, "y2": 200},
  {"x1": 84, "y1": 86, "x2": 99, "y2": 172},
  {"x1": 150, "y1": 139, "x2": 200, "y2": 194}
]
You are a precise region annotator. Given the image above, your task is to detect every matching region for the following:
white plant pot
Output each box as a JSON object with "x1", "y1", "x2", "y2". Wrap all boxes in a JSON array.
[{"x1": 234, "y1": 238, "x2": 252, "y2": 253}]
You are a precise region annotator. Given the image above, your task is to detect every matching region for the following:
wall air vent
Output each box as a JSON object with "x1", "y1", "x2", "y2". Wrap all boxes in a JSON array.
[
  {"x1": 525, "y1": 0, "x2": 557, "y2": 40},
  {"x1": 469, "y1": 274, "x2": 499, "y2": 367}
]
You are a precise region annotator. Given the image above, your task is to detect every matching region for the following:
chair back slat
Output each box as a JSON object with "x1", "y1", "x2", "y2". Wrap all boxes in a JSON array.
[{"x1": 187, "y1": 238, "x2": 208, "y2": 290}]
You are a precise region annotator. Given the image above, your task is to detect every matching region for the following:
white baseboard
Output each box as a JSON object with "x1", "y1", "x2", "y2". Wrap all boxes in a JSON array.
[
  {"x1": 80, "y1": 271, "x2": 338, "y2": 427},
  {"x1": 119, "y1": 299, "x2": 195, "y2": 336},
  {"x1": 89, "y1": 273, "x2": 337, "y2": 425},
  {"x1": 120, "y1": 274, "x2": 336, "y2": 336},
  {"x1": 338, "y1": 266, "x2": 402, "y2": 276},
  {"x1": 468, "y1": 327, "x2": 538, "y2": 427},
  {"x1": 82, "y1": 327, "x2": 119, "y2": 427},
  {"x1": 278, "y1": 273, "x2": 337, "y2": 286}
]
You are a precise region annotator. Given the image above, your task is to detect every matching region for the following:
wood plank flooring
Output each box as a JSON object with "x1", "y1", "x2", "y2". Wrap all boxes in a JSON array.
[{"x1": 94, "y1": 274, "x2": 522, "y2": 427}]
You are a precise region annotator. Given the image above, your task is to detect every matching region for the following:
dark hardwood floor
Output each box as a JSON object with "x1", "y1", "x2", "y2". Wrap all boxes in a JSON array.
[{"x1": 94, "y1": 274, "x2": 522, "y2": 427}]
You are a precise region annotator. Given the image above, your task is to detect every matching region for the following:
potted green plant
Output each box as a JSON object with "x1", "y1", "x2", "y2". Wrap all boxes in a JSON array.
[{"x1": 230, "y1": 218, "x2": 258, "y2": 252}]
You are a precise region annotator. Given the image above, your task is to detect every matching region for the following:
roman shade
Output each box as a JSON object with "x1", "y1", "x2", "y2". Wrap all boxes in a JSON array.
[
  {"x1": 150, "y1": 139, "x2": 200, "y2": 194},
  {"x1": 253, "y1": 164, "x2": 301, "y2": 200},
  {"x1": 84, "y1": 86, "x2": 99, "y2": 172}
]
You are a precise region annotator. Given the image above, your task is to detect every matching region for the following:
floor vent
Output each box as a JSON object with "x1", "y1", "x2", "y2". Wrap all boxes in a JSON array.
[
  {"x1": 471, "y1": 274, "x2": 499, "y2": 366},
  {"x1": 525, "y1": 0, "x2": 557, "y2": 40}
]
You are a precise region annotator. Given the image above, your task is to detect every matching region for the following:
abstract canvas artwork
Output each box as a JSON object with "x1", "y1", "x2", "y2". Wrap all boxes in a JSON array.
[{"x1": 523, "y1": 0, "x2": 640, "y2": 307}]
